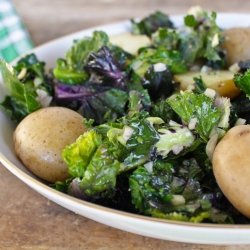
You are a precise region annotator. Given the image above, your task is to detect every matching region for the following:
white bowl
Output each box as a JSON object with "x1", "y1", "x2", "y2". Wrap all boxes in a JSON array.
[{"x1": 1, "y1": 13, "x2": 250, "y2": 245}]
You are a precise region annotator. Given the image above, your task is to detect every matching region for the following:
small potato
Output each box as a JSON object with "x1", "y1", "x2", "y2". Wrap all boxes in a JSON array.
[
  {"x1": 221, "y1": 27, "x2": 250, "y2": 66},
  {"x1": 173, "y1": 70, "x2": 241, "y2": 99},
  {"x1": 13, "y1": 107, "x2": 88, "y2": 183},
  {"x1": 212, "y1": 125, "x2": 250, "y2": 218},
  {"x1": 110, "y1": 32, "x2": 151, "y2": 55}
]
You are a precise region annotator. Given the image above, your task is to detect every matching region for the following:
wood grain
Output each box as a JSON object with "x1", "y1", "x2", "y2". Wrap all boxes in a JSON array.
[
  {"x1": 1, "y1": 0, "x2": 250, "y2": 249},
  {"x1": 1, "y1": 163, "x2": 246, "y2": 250}
]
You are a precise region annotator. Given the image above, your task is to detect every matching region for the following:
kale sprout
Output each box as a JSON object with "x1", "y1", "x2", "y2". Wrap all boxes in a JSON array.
[
  {"x1": 131, "y1": 11, "x2": 174, "y2": 37},
  {"x1": 85, "y1": 46, "x2": 126, "y2": 89}
]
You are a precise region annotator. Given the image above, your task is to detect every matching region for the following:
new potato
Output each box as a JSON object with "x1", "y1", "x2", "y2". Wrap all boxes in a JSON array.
[
  {"x1": 173, "y1": 27, "x2": 250, "y2": 100},
  {"x1": 110, "y1": 32, "x2": 151, "y2": 55},
  {"x1": 221, "y1": 27, "x2": 250, "y2": 66},
  {"x1": 173, "y1": 70, "x2": 241, "y2": 99},
  {"x1": 13, "y1": 107, "x2": 88, "y2": 183},
  {"x1": 212, "y1": 125, "x2": 250, "y2": 218}
]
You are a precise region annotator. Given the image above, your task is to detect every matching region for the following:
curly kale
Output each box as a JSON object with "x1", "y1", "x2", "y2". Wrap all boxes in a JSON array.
[
  {"x1": 129, "y1": 159, "x2": 232, "y2": 223},
  {"x1": 152, "y1": 7, "x2": 226, "y2": 68}
]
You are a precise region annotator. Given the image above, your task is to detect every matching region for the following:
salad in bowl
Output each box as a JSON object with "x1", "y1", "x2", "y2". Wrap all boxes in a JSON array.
[{"x1": 1, "y1": 6, "x2": 250, "y2": 226}]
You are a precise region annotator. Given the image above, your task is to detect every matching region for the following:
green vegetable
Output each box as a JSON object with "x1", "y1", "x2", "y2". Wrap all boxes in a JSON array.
[
  {"x1": 131, "y1": 11, "x2": 174, "y2": 37},
  {"x1": 128, "y1": 47, "x2": 186, "y2": 101},
  {"x1": 130, "y1": 47, "x2": 187, "y2": 75},
  {"x1": 150, "y1": 98, "x2": 180, "y2": 123},
  {"x1": 152, "y1": 7, "x2": 225, "y2": 68},
  {"x1": 167, "y1": 91, "x2": 221, "y2": 141},
  {"x1": 123, "y1": 111, "x2": 160, "y2": 167},
  {"x1": 234, "y1": 69, "x2": 250, "y2": 98},
  {"x1": 129, "y1": 159, "x2": 231, "y2": 223},
  {"x1": 68, "y1": 144, "x2": 120, "y2": 201},
  {"x1": 192, "y1": 76, "x2": 207, "y2": 94},
  {"x1": 2, "y1": 7, "x2": 250, "y2": 224},
  {"x1": 0, "y1": 54, "x2": 53, "y2": 122},
  {"x1": 152, "y1": 28, "x2": 179, "y2": 51},
  {"x1": 62, "y1": 130, "x2": 102, "y2": 178},
  {"x1": 184, "y1": 14, "x2": 199, "y2": 27},
  {"x1": 53, "y1": 31, "x2": 109, "y2": 84},
  {"x1": 154, "y1": 124, "x2": 195, "y2": 158},
  {"x1": 61, "y1": 128, "x2": 126, "y2": 201},
  {"x1": 53, "y1": 66, "x2": 89, "y2": 85}
]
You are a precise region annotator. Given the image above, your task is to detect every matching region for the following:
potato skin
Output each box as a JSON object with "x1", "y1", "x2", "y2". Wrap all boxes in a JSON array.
[
  {"x1": 222, "y1": 27, "x2": 250, "y2": 66},
  {"x1": 212, "y1": 125, "x2": 250, "y2": 218},
  {"x1": 13, "y1": 107, "x2": 88, "y2": 183}
]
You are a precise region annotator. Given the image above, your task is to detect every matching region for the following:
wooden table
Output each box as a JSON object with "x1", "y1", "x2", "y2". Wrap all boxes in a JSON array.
[{"x1": 1, "y1": 0, "x2": 250, "y2": 249}]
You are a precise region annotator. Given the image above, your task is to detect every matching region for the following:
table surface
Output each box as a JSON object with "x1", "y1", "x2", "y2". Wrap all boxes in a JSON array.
[{"x1": 1, "y1": 0, "x2": 250, "y2": 249}]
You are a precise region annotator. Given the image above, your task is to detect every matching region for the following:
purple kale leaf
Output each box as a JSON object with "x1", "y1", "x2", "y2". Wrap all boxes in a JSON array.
[{"x1": 85, "y1": 46, "x2": 126, "y2": 89}]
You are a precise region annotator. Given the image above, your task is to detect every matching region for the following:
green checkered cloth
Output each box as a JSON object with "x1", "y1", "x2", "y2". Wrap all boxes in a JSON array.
[{"x1": 0, "y1": 0, "x2": 34, "y2": 62}]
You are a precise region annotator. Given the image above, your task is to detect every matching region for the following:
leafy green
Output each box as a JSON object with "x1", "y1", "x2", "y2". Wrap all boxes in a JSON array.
[
  {"x1": 131, "y1": 11, "x2": 174, "y2": 37},
  {"x1": 122, "y1": 111, "x2": 160, "y2": 167},
  {"x1": 59, "y1": 91, "x2": 159, "y2": 200},
  {"x1": 54, "y1": 85, "x2": 239, "y2": 223},
  {"x1": 129, "y1": 159, "x2": 230, "y2": 223},
  {"x1": 231, "y1": 92, "x2": 250, "y2": 124},
  {"x1": 0, "y1": 54, "x2": 53, "y2": 122},
  {"x1": 152, "y1": 7, "x2": 225, "y2": 68},
  {"x1": 61, "y1": 128, "x2": 126, "y2": 201},
  {"x1": 0, "y1": 61, "x2": 39, "y2": 106},
  {"x1": 150, "y1": 98, "x2": 180, "y2": 123},
  {"x1": 129, "y1": 165, "x2": 173, "y2": 214},
  {"x1": 234, "y1": 69, "x2": 250, "y2": 98},
  {"x1": 62, "y1": 130, "x2": 102, "y2": 178},
  {"x1": 154, "y1": 124, "x2": 195, "y2": 158},
  {"x1": 184, "y1": 14, "x2": 199, "y2": 27},
  {"x1": 167, "y1": 91, "x2": 221, "y2": 141},
  {"x1": 127, "y1": 89, "x2": 151, "y2": 115},
  {"x1": 2, "y1": 8, "x2": 250, "y2": 224},
  {"x1": 152, "y1": 28, "x2": 179, "y2": 51},
  {"x1": 54, "y1": 45, "x2": 131, "y2": 125},
  {"x1": 109, "y1": 44, "x2": 135, "y2": 70},
  {"x1": 231, "y1": 70, "x2": 250, "y2": 124},
  {"x1": 128, "y1": 47, "x2": 186, "y2": 101},
  {"x1": 192, "y1": 76, "x2": 207, "y2": 94},
  {"x1": 180, "y1": 11, "x2": 223, "y2": 64},
  {"x1": 68, "y1": 144, "x2": 120, "y2": 201},
  {"x1": 53, "y1": 31, "x2": 109, "y2": 85},
  {"x1": 130, "y1": 47, "x2": 187, "y2": 75}
]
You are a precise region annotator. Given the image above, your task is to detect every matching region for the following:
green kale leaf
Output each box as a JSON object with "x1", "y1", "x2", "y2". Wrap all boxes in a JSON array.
[
  {"x1": 53, "y1": 31, "x2": 109, "y2": 85},
  {"x1": 131, "y1": 11, "x2": 174, "y2": 37},
  {"x1": 128, "y1": 47, "x2": 186, "y2": 101},
  {"x1": 152, "y1": 7, "x2": 225, "y2": 68},
  {"x1": 0, "y1": 54, "x2": 53, "y2": 122},
  {"x1": 61, "y1": 128, "x2": 126, "y2": 201},
  {"x1": 120, "y1": 111, "x2": 160, "y2": 167},
  {"x1": 234, "y1": 69, "x2": 250, "y2": 98},
  {"x1": 167, "y1": 91, "x2": 221, "y2": 141},
  {"x1": 62, "y1": 130, "x2": 102, "y2": 178},
  {"x1": 129, "y1": 158, "x2": 231, "y2": 223},
  {"x1": 68, "y1": 144, "x2": 120, "y2": 201}
]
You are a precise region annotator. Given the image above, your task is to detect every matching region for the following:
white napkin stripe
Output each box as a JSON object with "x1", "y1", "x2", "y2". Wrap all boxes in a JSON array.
[
  {"x1": 0, "y1": 1, "x2": 12, "y2": 13},
  {"x1": 0, "y1": 30, "x2": 27, "y2": 49},
  {"x1": 1, "y1": 15, "x2": 20, "y2": 27}
]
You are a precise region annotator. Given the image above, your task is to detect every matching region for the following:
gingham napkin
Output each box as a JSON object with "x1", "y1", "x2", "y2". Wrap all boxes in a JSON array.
[{"x1": 0, "y1": 0, "x2": 33, "y2": 62}]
